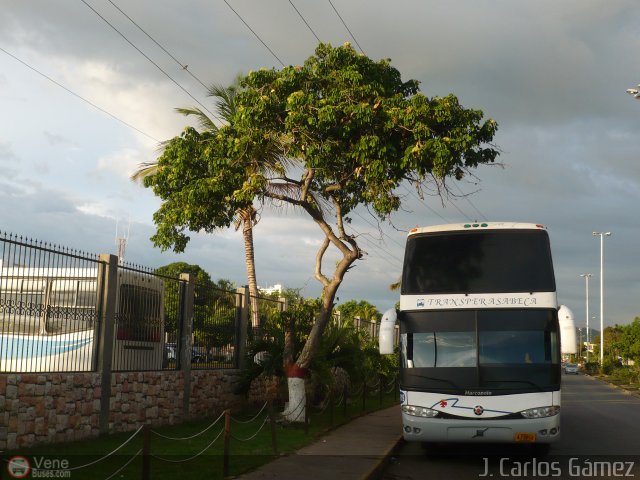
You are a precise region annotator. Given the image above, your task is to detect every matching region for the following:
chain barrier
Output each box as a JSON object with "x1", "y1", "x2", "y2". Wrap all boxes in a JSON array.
[
  {"x1": 151, "y1": 426, "x2": 225, "y2": 463},
  {"x1": 66, "y1": 426, "x2": 143, "y2": 471},
  {"x1": 282, "y1": 393, "x2": 306, "y2": 421},
  {"x1": 367, "y1": 377, "x2": 381, "y2": 394},
  {"x1": 151, "y1": 410, "x2": 226, "y2": 441},
  {"x1": 230, "y1": 415, "x2": 270, "y2": 442},
  {"x1": 349, "y1": 382, "x2": 364, "y2": 398},
  {"x1": 313, "y1": 390, "x2": 333, "y2": 415},
  {"x1": 384, "y1": 375, "x2": 398, "y2": 394},
  {"x1": 103, "y1": 449, "x2": 142, "y2": 480},
  {"x1": 231, "y1": 401, "x2": 268, "y2": 424}
]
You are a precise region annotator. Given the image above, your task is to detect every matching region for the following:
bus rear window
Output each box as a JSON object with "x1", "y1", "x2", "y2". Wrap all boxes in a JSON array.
[{"x1": 401, "y1": 230, "x2": 555, "y2": 295}]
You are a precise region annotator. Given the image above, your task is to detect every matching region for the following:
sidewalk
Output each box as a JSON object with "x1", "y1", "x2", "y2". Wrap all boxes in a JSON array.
[{"x1": 235, "y1": 404, "x2": 402, "y2": 480}]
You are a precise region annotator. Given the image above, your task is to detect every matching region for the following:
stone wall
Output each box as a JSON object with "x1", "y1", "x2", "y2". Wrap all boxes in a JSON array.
[{"x1": 0, "y1": 370, "x2": 244, "y2": 450}]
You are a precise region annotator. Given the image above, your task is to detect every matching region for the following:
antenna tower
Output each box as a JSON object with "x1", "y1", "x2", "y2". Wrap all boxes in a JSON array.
[{"x1": 115, "y1": 219, "x2": 131, "y2": 265}]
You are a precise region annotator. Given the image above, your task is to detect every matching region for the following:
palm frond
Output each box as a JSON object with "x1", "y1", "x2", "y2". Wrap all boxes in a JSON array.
[
  {"x1": 175, "y1": 106, "x2": 219, "y2": 132},
  {"x1": 131, "y1": 161, "x2": 161, "y2": 182}
]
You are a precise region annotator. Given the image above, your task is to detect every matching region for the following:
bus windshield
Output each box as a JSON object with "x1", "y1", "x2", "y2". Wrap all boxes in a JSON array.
[
  {"x1": 400, "y1": 309, "x2": 560, "y2": 393},
  {"x1": 401, "y1": 229, "x2": 555, "y2": 294}
]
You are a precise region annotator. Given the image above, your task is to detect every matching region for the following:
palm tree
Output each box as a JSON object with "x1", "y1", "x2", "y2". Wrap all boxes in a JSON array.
[{"x1": 132, "y1": 81, "x2": 284, "y2": 330}]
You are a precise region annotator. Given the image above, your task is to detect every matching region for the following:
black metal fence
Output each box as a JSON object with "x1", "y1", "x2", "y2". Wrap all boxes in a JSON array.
[
  {"x1": 0, "y1": 231, "x2": 284, "y2": 374},
  {"x1": 0, "y1": 232, "x2": 101, "y2": 372}
]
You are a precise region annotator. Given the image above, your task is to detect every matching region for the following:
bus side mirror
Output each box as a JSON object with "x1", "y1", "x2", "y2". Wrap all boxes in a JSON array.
[
  {"x1": 379, "y1": 308, "x2": 397, "y2": 354},
  {"x1": 558, "y1": 304, "x2": 577, "y2": 355}
]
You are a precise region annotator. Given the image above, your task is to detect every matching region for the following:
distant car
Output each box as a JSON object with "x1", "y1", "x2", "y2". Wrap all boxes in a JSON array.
[
  {"x1": 165, "y1": 343, "x2": 177, "y2": 361},
  {"x1": 564, "y1": 363, "x2": 578, "y2": 374}
]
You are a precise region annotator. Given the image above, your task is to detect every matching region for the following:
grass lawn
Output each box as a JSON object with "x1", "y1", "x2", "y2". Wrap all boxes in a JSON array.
[{"x1": 4, "y1": 389, "x2": 399, "y2": 479}]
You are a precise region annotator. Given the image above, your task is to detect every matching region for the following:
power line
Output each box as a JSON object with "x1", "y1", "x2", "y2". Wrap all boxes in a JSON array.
[
  {"x1": 401, "y1": 185, "x2": 452, "y2": 223},
  {"x1": 0, "y1": 46, "x2": 159, "y2": 142},
  {"x1": 350, "y1": 226, "x2": 403, "y2": 269},
  {"x1": 81, "y1": 0, "x2": 221, "y2": 122},
  {"x1": 222, "y1": 0, "x2": 286, "y2": 67},
  {"x1": 327, "y1": 0, "x2": 366, "y2": 55},
  {"x1": 288, "y1": 0, "x2": 322, "y2": 44},
  {"x1": 452, "y1": 181, "x2": 488, "y2": 221},
  {"x1": 351, "y1": 209, "x2": 405, "y2": 249},
  {"x1": 106, "y1": 0, "x2": 209, "y2": 91},
  {"x1": 444, "y1": 195, "x2": 472, "y2": 221}
]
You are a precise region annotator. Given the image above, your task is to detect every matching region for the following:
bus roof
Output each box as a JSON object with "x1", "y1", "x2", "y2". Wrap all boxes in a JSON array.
[{"x1": 408, "y1": 222, "x2": 547, "y2": 236}]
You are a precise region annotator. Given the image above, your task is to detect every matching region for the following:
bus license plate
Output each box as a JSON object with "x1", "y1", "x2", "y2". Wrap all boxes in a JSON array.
[{"x1": 514, "y1": 432, "x2": 536, "y2": 442}]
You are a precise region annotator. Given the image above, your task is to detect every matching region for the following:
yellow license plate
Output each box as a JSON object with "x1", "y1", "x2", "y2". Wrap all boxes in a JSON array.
[{"x1": 514, "y1": 432, "x2": 536, "y2": 442}]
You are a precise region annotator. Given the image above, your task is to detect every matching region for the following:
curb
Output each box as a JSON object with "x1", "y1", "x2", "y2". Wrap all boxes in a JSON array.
[
  {"x1": 361, "y1": 436, "x2": 404, "y2": 480},
  {"x1": 584, "y1": 373, "x2": 640, "y2": 399}
]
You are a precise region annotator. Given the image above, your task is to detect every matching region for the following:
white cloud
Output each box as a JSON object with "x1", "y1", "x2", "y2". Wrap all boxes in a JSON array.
[{"x1": 95, "y1": 148, "x2": 144, "y2": 180}]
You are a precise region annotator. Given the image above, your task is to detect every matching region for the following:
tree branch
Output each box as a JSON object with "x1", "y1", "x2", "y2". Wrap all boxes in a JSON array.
[{"x1": 314, "y1": 236, "x2": 331, "y2": 287}]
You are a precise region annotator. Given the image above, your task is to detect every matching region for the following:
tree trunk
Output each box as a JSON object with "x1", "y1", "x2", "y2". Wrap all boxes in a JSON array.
[
  {"x1": 283, "y1": 277, "x2": 344, "y2": 422},
  {"x1": 241, "y1": 208, "x2": 261, "y2": 330},
  {"x1": 282, "y1": 364, "x2": 307, "y2": 422},
  {"x1": 281, "y1": 202, "x2": 360, "y2": 422}
]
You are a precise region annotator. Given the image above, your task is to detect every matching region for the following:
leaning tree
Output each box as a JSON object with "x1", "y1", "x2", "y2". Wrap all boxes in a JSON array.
[{"x1": 144, "y1": 43, "x2": 499, "y2": 421}]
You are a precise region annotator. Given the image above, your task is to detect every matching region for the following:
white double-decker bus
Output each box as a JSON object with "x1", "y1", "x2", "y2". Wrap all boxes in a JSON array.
[{"x1": 379, "y1": 222, "x2": 575, "y2": 452}]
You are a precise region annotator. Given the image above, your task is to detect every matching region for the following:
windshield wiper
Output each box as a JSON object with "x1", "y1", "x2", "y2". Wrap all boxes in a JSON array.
[
  {"x1": 406, "y1": 373, "x2": 460, "y2": 390},
  {"x1": 483, "y1": 379, "x2": 543, "y2": 391}
]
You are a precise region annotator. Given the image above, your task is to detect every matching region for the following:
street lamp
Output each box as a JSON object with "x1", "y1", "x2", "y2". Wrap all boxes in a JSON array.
[
  {"x1": 593, "y1": 232, "x2": 611, "y2": 367},
  {"x1": 579, "y1": 273, "x2": 592, "y2": 362}
]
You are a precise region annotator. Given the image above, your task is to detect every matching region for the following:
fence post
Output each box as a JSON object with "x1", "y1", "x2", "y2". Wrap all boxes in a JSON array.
[
  {"x1": 343, "y1": 383, "x2": 348, "y2": 418},
  {"x1": 362, "y1": 379, "x2": 367, "y2": 412},
  {"x1": 268, "y1": 400, "x2": 278, "y2": 455},
  {"x1": 304, "y1": 397, "x2": 309, "y2": 435},
  {"x1": 223, "y1": 409, "x2": 231, "y2": 477},
  {"x1": 97, "y1": 253, "x2": 118, "y2": 434},
  {"x1": 235, "y1": 287, "x2": 249, "y2": 370},
  {"x1": 179, "y1": 273, "x2": 195, "y2": 419},
  {"x1": 329, "y1": 389, "x2": 334, "y2": 426},
  {"x1": 394, "y1": 376, "x2": 399, "y2": 402},
  {"x1": 278, "y1": 296, "x2": 288, "y2": 313},
  {"x1": 142, "y1": 424, "x2": 151, "y2": 480},
  {"x1": 379, "y1": 374, "x2": 384, "y2": 407}
]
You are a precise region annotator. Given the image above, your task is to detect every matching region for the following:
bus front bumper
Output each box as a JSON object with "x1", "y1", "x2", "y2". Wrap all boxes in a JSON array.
[{"x1": 401, "y1": 413, "x2": 560, "y2": 444}]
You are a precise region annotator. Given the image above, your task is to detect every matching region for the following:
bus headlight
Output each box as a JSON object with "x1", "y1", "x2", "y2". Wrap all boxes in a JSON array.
[
  {"x1": 520, "y1": 406, "x2": 560, "y2": 419},
  {"x1": 402, "y1": 405, "x2": 439, "y2": 418}
]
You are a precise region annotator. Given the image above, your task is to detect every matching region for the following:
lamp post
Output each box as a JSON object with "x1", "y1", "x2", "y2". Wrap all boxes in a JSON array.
[
  {"x1": 579, "y1": 273, "x2": 592, "y2": 362},
  {"x1": 592, "y1": 232, "x2": 611, "y2": 367}
]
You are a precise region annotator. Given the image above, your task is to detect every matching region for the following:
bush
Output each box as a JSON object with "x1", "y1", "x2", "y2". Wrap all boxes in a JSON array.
[{"x1": 583, "y1": 362, "x2": 599, "y2": 374}]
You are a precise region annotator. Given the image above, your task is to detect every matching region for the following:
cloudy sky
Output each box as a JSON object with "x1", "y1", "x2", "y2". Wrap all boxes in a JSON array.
[{"x1": 1, "y1": 1, "x2": 639, "y2": 330}]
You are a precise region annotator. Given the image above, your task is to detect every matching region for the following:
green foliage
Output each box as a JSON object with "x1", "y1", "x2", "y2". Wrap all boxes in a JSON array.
[
  {"x1": 154, "y1": 262, "x2": 236, "y2": 348},
  {"x1": 337, "y1": 299, "x2": 381, "y2": 322},
  {"x1": 231, "y1": 42, "x2": 499, "y2": 220},
  {"x1": 611, "y1": 317, "x2": 640, "y2": 363},
  {"x1": 143, "y1": 127, "x2": 254, "y2": 252},
  {"x1": 144, "y1": 42, "x2": 498, "y2": 373},
  {"x1": 238, "y1": 299, "x2": 318, "y2": 394},
  {"x1": 239, "y1": 296, "x2": 396, "y2": 395}
]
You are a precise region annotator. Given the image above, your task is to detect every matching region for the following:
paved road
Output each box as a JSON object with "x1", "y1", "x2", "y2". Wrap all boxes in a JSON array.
[{"x1": 380, "y1": 374, "x2": 640, "y2": 479}]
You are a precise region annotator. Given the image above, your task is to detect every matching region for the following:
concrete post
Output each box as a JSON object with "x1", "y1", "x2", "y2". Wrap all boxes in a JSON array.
[
  {"x1": 235, "y1": 286, "x2": 249, "y2": 370},
  {"x1": 97, "y1": 254, "x2": 118, "y2": 434},
  {"x1": 179, "y1": 273, "x2": 195, "y2": 418},
  {"x1": 278, "y1": 296, "x2": 288, "y2": 313}
]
